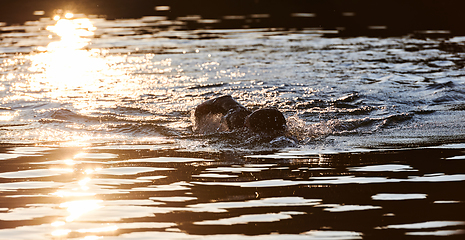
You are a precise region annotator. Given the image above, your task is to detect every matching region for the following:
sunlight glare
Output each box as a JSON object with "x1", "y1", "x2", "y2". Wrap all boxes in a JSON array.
[
  {"x1": 0, "y1": 112, "x2": 16, "y2": 121},
  {"x1": 51, "y1": 221, "x2": 66, "y2": 227},
  {"x1": 63, "y1": 159, "x2": 76, "y2": 165},
  {"x1": 65, "y1": 12, "x2": 74, "y2": 19},
  {"x1": 79, "y1": 177, "x2": 91, "y2": 190},
  {"x1": 82, "y1": 236, "x2": 103, "y2": 240},
  {"x1": 17, "y1": 12, "x2": 153, "y2": 144},
  {"x1": 50, "y1": 167, "x2": 74, "y2": 173},
  {"x1": 51, "y1": 228, "x2": 71, "y2": 237},
  {"x1": 85, "y1": 168, "x2": 102, "y2": 175},
  {"x1": 52, "y1": 190, "x2": 96, "y2": 197},
  {"x1": 27, "y1": 14, "x2": 108, "y2": 93},
  {"x1": 60, "y1": 199, "x2": 103, "y2": 222},
  {"x1": 77, "y1": 225, "x2": 118, "y2": 233}
]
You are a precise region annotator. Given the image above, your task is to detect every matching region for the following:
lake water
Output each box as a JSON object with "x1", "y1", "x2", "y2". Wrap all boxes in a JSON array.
[{"x1": 0, "y1": 14, "x2": 465, "y2": 239}]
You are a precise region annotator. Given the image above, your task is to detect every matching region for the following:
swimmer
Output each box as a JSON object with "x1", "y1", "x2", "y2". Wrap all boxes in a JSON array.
[{"x1": 194, "y1": 95, "x2": 286, "y2": 133}]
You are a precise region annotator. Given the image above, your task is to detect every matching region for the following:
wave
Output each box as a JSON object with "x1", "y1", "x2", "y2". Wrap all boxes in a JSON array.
[
  {"x1": 36, "y1": 108, "x2": 186, "y2": 138},
  {"x1": 287, "y1": 113, "x2": 413, "y2": 142},
  {"x1": 427, "y1": 81, "x2": 456, "y2": 90}
]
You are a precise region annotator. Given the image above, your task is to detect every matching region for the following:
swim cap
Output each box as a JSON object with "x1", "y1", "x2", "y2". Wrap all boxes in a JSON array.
[
  {"x1": 224, "y1": 108, "x2": 251, "y2": 130},
  {"x1": 244, "y1": 108, "x2": 286, "y2": 132}
]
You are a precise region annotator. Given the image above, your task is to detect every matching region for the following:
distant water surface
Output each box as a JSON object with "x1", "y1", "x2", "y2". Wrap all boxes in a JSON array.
[{"x1": 0, "y1": 14, "x2": 465, "y2": 239}]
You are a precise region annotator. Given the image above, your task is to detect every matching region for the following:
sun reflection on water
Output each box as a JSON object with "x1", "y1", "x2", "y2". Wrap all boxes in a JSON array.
[
  {"x1": 61, "y1": 199, "x2": 104, "y2": 222},
  {"x1": 0, "y1": 111, "x2": 17, "y2": 121},
  {"x1": 28, "y1": 17, "x2": 106, "y2": 93},
  {"x1": 46, "y1": 15, "x2": 96, "y2": 50},
  {"x1": 15, "y1": 13, "x2": 141, "y2": 144},
  {"x1": 48, "y1": 148, "x2": 117, "y2": 239},
  {"x1": 1, "y1": 10, "x2": 190, "y2": 144},
  {"x1": 21, "y1": 12, "x2": 171, "y2": 117}
]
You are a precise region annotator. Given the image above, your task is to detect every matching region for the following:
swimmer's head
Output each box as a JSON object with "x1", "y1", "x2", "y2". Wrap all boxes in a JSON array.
[
  {"x1": 225, "y1": 108, "x2": 251, "y2": 130},
  {"x1": 244, "y1": 108, "x2": 286, "y2": 133}
]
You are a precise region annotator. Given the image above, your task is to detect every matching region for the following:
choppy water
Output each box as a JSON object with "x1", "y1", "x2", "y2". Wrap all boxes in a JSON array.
[{"x1": 1, "y1": 14, "x2": 465, "y2": 239}]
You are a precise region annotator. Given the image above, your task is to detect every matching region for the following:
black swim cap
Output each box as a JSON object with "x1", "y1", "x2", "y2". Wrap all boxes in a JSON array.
[{"x1": 244, "y1": 108, "x2": 286, "y2": 132}]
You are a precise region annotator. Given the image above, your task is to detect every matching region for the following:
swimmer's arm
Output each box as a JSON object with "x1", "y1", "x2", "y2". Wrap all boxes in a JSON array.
[
  {"x1": 194, "y1": 98, "x2": 224, "y2": 120},
  {"x1": 194, "y1": 95, "x2": 249, "y2": 121}
]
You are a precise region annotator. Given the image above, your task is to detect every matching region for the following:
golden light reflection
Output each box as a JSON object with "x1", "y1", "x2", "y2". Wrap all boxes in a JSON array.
[
  {"x1": 51, "y1": 228, "x2": 71, "y2": 237},
  {"x1": 26, "y1": 13, "x2": 112, "y2": 97},
  {"x1": 77, "y1": 225, "x2": 118, "y2": 233},
  {"x1": 60, "y1": 141, "x2": 93, "y2": 148},
  {"x1": 82, "y1": 236, "x2": 104, "y2": 240},
  {"x1": 46, "y1": 17, "x2": 96, "y2": 50},
  {"x1": 51, "y1": 220, "x2": 66, "y2": 227},
  {"x1": 20, "y1": 12, "x2": 171, "y2": 129},
  {"x1": 0, "y1": 111, "x2": 17, "y2": 121},
  {"x1": 52, "y1": 190, "x2": 96, "y2": 197},
  {"x1": 50, "y1": 157, "x2": 98, "y2": 198},
  {"x1": 60, "y1": 199, "x2": 103, "y2": 222},
  {"x1": 84, "y1": 168, "x2": 102, "y2": 175},
  {"x1": 65, "y1": 13, "x2": 75, "y2": 19},
  {"x1": 63, "y1": 159, "x2": 76, "y2": 165},
  {"x1": 47, "y1": 147, "x2": 115, "y2": 239},
  {"x1": 50, "y1": 167, "x2": 74, "y2": 173},
  {"x1": 7, "y1": 10, "x2": 181, "y2": 143},
  {"x1": 79, "y1": 177, "x2": 91, "y2": 190}
]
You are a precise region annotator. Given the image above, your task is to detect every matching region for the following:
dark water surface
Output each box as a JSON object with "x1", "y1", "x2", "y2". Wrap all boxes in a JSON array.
[{"x1": 1, "y1": 14, "x2": 465, "y2": 239}]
